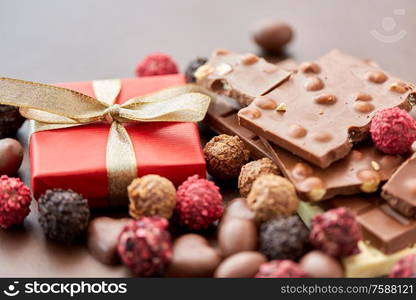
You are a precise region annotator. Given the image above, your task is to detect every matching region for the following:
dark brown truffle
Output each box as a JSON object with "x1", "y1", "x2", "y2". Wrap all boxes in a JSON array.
[
  {"x1": 203, "y1": 134, "x2": 250, "y2": 180},
  {"x1": 260, "y1": 215, "x2": 310, "y2": 260},
  {"x1": 128, "y1": 175, "x2": 176, "y2": 219},
  {"x1": 38, "y1": 189, "x2": 90, "y2": 244},
  {"x1": 238, "y1": 158, "x2": 280, "y2": 197},
  {"x1": 0, "y1": 104, "x2": 25, "y2": 139}
]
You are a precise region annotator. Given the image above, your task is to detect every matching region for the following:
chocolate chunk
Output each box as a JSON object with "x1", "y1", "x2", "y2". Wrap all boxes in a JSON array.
[
  {"x1": 87, "y1": 217, "x2": 131, "y2": 265},
  {"x1": 197, "y1": 50, "x2": 292, "y2": 106},
  {"x1": 382, "y1": 153, "x2": 416, "y2": 217},
  {"x1": 262, "y1": 138, "x2": 404, "y2": 201},
  {"x1": 238, "y1": 49, "x2": 415, "y2": 168},
  {"x1": 329, "y1": 195, "x2": 416, "y2": 254}
]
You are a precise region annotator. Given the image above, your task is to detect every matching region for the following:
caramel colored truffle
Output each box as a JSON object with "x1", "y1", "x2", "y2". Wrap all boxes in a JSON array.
[
  {"x1": 246, "y1": 174, "x2": 299, "y2": 221},
  {"x1": 203, "y1": 135, "x2": 250, "y2": 180},
  {"x1": 238, "y1": 158, "x2": 280, "y2": 197},
  {"x1": 128, "y1": 175, "x2": 176, "y2": 219}
]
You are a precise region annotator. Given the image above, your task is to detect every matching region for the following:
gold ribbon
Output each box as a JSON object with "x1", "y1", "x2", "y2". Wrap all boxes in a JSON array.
[{"x1": 0, "y1": 77, "x2": 211, "y2": 205}]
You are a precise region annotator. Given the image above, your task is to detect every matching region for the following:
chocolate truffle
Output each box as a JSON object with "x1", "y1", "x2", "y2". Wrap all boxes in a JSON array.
[
  {"x1": 252, "y1": 19, "x2": 293, "y2": 53},
  {"x1": 255, "y1": 260, "x2": 308, "y2": 278},
  {"x1": 0, "y1": 138, "x2": 24, "y2": 176},
  {"x1": 309, "y1": 207, "x2": 362, "y2": 257},
  {"x1": 389, "y1": 254, "x2": 416, "y2": 278},
  {"x1": 128, "y1": 175, "x2": 176, "y2": 219},
  {"x1": 38, "y1": 189, "x2": 90, "y2": 244},
  {"x1": 176, "y1": 175, "x2": 223, "y2": 230},
  {"x1": 0, "y1": 104, "x2": 25, "y2": 139},
  {"x1": 260, "y1": 215, "x2": 310, "y2": 260},
  {"x1": 222, "y1": 197, "x2": 256, "y2": 222},
  {"x1": 0, "y1": 175, "x2": 31, "y2": 228},
  {"x1": 238, "y1": 158, "x2": 280, "y2": 197},
  {"x1": 185, "y1": 57, "x2": 208, "y2": 83},
  {"x1": 299, "y1": 250, "x2": 344, "y2": 278},
  {"x1": 203, "y1": 134, "x2": 250, "y2": 180},
  {"x1": 246, "y1": 174, "x2": 299, "y2": 221},
  {"x1": 117, "y1": 217, "x2": 172, "y2": 277}
]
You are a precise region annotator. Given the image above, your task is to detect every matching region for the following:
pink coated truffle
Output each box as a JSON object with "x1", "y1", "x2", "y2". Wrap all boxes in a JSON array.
[
  {"x1": 0, "y1": 175, "x2": 31, "y2": 228},
  {"x1": 309, "y1": 207, "x2": 362, "y2": 257},
  {"x1": 370, "y1": 107, "x2": 416, "y2": 155},
  {"x1": 389, "y1": 254, "x2": 416, "y2": 278},
  {"x1": 117, "y1": 217, "x2": 172, "y2": 277},
  {"x1": 135, "y1": 53, "x2": 178, "y2": 77},
  {"x1": 255, "y1": 260, "x2": 308, "y2": 278},
  {"x1": 176, "y1": 175, "x2": 223, "y2": 230}
]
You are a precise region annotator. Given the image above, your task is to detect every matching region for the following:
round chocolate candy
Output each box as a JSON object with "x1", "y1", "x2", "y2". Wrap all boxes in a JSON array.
[
  {"x1": 299, "y1": 250, "x2": 344, "y2": 278},
  {"x1": 214, "y1": 251, "x2": 266, "y2": 278},
  {"x1": 0, "y1": 138, "x2": 23, "y2": 176},
  {"x1": 218, "y1": 217, "x2": 257, "y2": 257},
  {"x1": 252, "y1": 19, "x2": 293, "y2": 53},
  {"x1": 222, "y1": 198, "x2": 255, "y2": 222}
]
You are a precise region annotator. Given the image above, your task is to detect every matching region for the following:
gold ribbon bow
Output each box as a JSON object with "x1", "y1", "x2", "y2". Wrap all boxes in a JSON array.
[{"x1": 0, "y1": 77, "x2": 211, "y2": 205}]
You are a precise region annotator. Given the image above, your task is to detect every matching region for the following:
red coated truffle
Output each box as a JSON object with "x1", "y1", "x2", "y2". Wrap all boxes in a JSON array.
[
  {"x1": 309, "y1": 207, "x2": 362, "y2": 257},
  {"x1": 117, "y1": 217, "x2": 172, "y2": 277},
  {"x1": 0, "y1": 175, "x2": 31, "y2": 228},
  {"x1": 370, "y1": 107, "x2": 416, "y2": 154},
  {"x1": 389, "y1": 254, "x2": 416, "y2": 278},
  {"x1": 135, "y1": 53, "x2": 178, "y2": 77},
  {"x1": 176, "y1": 175, "x2": 223, "y2": 230},
  {"x1": 255, "y1": 260, "x2": 308, "y2": 278}
]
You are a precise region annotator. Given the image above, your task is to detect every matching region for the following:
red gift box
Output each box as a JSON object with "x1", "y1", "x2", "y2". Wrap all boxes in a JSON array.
[{"x1": 30, "y1": 74, "x2": 206, "y2": 207}]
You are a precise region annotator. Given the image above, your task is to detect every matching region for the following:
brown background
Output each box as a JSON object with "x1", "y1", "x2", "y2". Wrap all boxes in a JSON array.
[{"x1": 0, "y1": 0, "x2": 415, "y2": 276}]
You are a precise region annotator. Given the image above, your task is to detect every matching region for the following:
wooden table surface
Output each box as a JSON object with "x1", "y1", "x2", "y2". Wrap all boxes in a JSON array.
[{"x1": 0, "y1": 0, "x2": 415, "y2": 277}]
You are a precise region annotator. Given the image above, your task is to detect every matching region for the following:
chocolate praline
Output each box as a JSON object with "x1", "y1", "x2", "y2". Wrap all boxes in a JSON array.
[{"x1": 38, "y1": 189, "x2": 90, "y2": 244}]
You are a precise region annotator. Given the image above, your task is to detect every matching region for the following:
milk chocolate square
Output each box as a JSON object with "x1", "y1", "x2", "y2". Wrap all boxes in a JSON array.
[
  {"x1": 382, "y1": 153, "x2": 416, "y2": 217},
  {"x1": 238, "y1": 49, "x2": 415, "y2": 168},
  {"x1": 197, "y1": 50, "x2": 292, "y2": 106}
]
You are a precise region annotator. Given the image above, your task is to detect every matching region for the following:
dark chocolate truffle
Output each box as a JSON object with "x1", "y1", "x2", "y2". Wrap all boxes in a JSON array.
[
  {"x1": 260, "y1": 215, "x2": 310, "y2": 260},
  {"x1": 203, "y1": 134, "x2": 250, "y2": 180},
  {"x1": 185, "y1": 57, "x2": 208, "y2": 83},
  {"x1": 0, "y1": 104, "x2": 25, "y2": 139},
  {"x1": 38, "y1": 189, "x2": 90, "y2": 244}
]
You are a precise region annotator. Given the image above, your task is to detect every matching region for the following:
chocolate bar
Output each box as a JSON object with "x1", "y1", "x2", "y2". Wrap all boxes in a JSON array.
[
  {"x1": 205, "y1": 90, "x2": 404, "y2": 202},
  {"x1": 329, "y1": 195, "x2": 416, "y2": 254},
  {"x1": 382, "y1": 153, "x2": 416, "y2": 217},
  {"x1": 196, "y1": 50, "x2": 292, "y2": 106},
  {"x1": 261, "y1": 138, "x2": 404, "y2": 201},
  {"x1": 238, "y1": 49, "x2": 415, "y2": 168}
]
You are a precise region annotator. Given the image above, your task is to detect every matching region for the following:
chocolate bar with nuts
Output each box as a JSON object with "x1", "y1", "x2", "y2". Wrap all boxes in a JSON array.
[
  {"x1": 382, "y1": 153, "x2": 416, "y2": 217},
  {"x1": 329, "y1": 195, "x2": 416, "y2": 254},
  {"x1": 238, "y1": 49, "x2": 415, "y2": 168},
  {"x1": 204, "y1": 90, "x2": 404, "y2": 202},
  {"x1": 261, "y1": 138, "x2": 404, "y2": 201},
  {"x1": 196, "y1": 50, "x2": 292, "y2": 106}
]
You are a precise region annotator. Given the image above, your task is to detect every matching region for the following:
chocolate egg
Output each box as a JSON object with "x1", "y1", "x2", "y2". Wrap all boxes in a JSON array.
[
  {"x1": 214, "y1": 251, "x2": 266, "y2": 278},
  {"x1": 218, "y1": 218, "x2": 257, "y2": 257},
  {"x1": 252, "y1": 19, "x2": 293, "y2": 53},
  {"x1": 299, "y1": 250, "x2": 344, "y2": 278},
  {"x1": 0, "y1": 138, "x2": 23, "y2": 176},
  {"x1": 87, "y1": 217, "x2": 131, "y2": 265},
  {"x1": 166, "y1": 234, "x2": 221, "y2": 277},
  {"x1": 222, "y1": 198, "x2": 255, "y2": 222}
]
